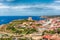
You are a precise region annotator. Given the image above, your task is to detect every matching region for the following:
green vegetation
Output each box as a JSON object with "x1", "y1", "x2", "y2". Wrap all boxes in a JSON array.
[
  {"x1": 36, "y1": 24, "x2": 42, "y2": 26},
  {"x1": 6, "y1": 24, "x2": 37, "y2": 34},
  {"x1": 57, "y1": 28, "x2": 60, "y2": 34},
  {"x1": 12, "y1": 19, "x2": 35, "y2": 23},
  {"x1": 18, "y1": 38, "x2": 30, "y2": 40},
  {"x1": 0, "y1": 38, "x2": 31, "y2": 40},
  {"x1": 26, "y1": 28, "x2": 37, "y2": 34},
  {"x1": 7, "y1": 26, "x2": 16, "y2": 31},
  {"x1": 0, "y1": 38, "x2": 12, "y2": 40},
  {"x1": 4, "y1": 19, "x2": 37, "y2": 35},
  {"x1": 42, "y1": 30, "x2": 49, "y2": 35},
  {"x1": 42, "y1": 30, "x2": 56, "y2": 35},
  {"x1": 16, "y1": 27, "x2": 37, "y2": 34},
  {"x1": 49, "y1": 30, "x2": 56, "y2": 34}
]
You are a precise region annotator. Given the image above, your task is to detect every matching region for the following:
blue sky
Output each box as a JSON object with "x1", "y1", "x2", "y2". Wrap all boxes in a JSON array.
[{"x1": 0, "y1": 0, "x2": 60, "y2": 16}]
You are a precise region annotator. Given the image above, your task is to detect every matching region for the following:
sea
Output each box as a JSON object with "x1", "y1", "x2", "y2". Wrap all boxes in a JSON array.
[{"x1": 0, "y1": 16, "x2": 45, "y2": 25}]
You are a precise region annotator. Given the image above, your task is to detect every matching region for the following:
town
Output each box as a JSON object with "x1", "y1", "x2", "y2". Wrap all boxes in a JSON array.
[{"x1": 0, "y1": 16, "x2": 60, "y2": 40}]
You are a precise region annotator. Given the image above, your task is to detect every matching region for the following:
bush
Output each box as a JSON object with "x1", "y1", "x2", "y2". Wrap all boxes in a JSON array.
[
  {"x1": 49, "y1": 30, "x2": 56, "y2": 34},
  {"x1": 57, "y1": 28, "x2": 60, "y2": 34}
]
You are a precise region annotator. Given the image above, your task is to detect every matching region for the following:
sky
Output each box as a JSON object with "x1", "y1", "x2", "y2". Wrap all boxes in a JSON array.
[{"x1": 0, "y1": 0, "x2": 60, "y2": 16}]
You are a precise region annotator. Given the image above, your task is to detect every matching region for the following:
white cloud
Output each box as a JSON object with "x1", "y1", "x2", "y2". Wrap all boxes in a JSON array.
[
  {"x1": 6, "y1": 0, "x2": 15, "y2": 2},
  {"x1": 0, "y1": 4, "x2": 59, "y2": 10},
  {"x1": 0, "y1": 0, "x2": 60, "y2": 10},
  {"x1": 46, "y1": 5, "x2": 60, "y2": 10},
  {"x1": 0, "y1": 6, "x2": 9, "y2": 8},
  {"x1": 10, "y1": 2, "x2": 60, "y2": 10},
  {"x1": 12, "y1": 6, "x2": 31, "y2": 9},
  {"x1": 0, "y1": 3, "x2": 10, "y2": 8},
  {"x1": 54, "y1": 0, "x2": 60, "y2": 3},
  {"x1": 45, "y1": 0, "x2": 60, "y2": 10},
  {"x1": 0, "y1": 0, "x2": 60, "y2": 16},
  {"x1": 11, "y1": 4, "x2": 47, "y2": 9}
]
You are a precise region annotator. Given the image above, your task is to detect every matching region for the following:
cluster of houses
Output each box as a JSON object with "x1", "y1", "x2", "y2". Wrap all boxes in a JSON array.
[
  {"x1": 39, "y1": 17, "x2": 60, "y2": 40},
  {"x1": 18, "y1": 17, "x2": 60, "y2": 40},
  {"x1": 0, "y1": 17, "x2": 60, "y2": 40}
]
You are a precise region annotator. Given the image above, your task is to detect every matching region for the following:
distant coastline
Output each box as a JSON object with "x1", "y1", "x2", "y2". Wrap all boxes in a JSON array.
[{"x1": 41, "y1": 15, "x2": 60, "y2": 18}]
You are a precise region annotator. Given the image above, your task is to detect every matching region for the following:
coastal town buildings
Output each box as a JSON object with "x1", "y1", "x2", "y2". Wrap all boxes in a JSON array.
[{"x1": 0, "y1": 17, "x2": 60, "y2": 40}]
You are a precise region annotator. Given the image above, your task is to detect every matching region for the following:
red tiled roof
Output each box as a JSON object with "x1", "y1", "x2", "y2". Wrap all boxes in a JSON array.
[{"x1": 43, "y1": 35, "x2": 51, "y2": 39}]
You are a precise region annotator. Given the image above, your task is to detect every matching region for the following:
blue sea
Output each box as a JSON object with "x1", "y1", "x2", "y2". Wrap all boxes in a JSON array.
[{"x1": 0, "y1": 16, "x2": 45, "y2": 25}]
